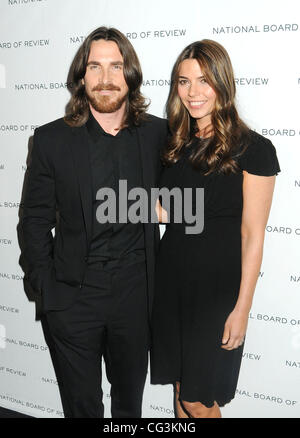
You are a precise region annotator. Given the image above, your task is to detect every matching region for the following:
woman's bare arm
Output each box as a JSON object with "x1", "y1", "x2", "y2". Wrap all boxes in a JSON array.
[{"x1": 221, "y1": 171, "x2": 276, "y2": 350}]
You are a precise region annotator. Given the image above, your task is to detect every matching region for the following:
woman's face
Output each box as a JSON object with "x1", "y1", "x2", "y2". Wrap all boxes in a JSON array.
[{"x1": 177, "y1": 58, "x2": 216, "y2": 132}]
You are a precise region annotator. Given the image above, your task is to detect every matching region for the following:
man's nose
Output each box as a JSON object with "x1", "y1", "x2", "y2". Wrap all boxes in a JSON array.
[{"x1": 100, "y1": 67, "x2": 110, "y2": 84}]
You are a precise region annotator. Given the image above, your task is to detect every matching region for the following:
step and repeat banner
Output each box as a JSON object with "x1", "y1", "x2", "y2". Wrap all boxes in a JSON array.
[{"x1": 0, "y1": 0, "x2": 299, "y2": 418}]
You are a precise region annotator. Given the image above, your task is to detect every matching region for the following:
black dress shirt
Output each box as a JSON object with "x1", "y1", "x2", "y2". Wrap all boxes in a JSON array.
[{"x1": 85, "y1": 112, "x2": 145, "y2": 269}]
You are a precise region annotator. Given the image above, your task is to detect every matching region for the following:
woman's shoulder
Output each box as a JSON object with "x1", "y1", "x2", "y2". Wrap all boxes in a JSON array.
[
  {"x1": 237, "y1": 129, "x2": 281, "y2": 176},
  {"x1": 247, "y1": 129, "x2": 275, "y2": 148}
]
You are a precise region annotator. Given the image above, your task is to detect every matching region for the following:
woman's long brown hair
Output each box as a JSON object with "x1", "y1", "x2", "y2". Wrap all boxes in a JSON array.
[
  {"x1": 164, "y1": 39, "x2": 250, "y2": 174},
  {"x1": 64, "y1": 27, "x2": 149, "y2": 128}
]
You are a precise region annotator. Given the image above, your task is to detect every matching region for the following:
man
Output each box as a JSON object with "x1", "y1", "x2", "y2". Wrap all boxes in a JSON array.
[{"x1": 17, "y1": 27, "x2": 168, "y2": 418}]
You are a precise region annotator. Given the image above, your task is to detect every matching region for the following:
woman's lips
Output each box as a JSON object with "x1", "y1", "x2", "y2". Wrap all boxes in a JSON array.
[{"x1": 188, "y1": 101, "x2": 206, "y2": 109}]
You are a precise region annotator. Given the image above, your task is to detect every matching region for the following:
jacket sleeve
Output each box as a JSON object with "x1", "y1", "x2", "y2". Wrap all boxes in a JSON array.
[
  {"x1": 157, "y1": 118, "x2": 169, "y2": 182},
  {"x1": 17, "y1": 128, "x2": 56, "y2": 295}
]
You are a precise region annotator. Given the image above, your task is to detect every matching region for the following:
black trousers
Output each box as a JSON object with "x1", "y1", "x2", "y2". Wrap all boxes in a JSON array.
[{"x1": 43, "y1": 260, "x2": 149, "y2": 418}]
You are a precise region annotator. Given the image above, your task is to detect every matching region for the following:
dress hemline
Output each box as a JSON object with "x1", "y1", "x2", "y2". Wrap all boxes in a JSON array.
[{"x1": 151, "y1": 378, "x2": 236, "y2": 409}]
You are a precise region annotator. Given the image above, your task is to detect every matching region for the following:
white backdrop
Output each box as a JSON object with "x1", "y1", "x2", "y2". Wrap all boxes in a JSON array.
[{"x1": 0, "y1": 0, "x2": 299, "y2": 418}]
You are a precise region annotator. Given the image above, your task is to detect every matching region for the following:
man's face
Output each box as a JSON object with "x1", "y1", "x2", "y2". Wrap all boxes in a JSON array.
[{"x1": 83, "y1": 39, "x2": 129, "y2": 113}]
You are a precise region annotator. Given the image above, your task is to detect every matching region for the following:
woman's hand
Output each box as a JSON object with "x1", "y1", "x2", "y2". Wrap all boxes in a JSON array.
[
  {"x1": 155, "y1": 199, "x2": 168, "y2": 223},
  {"x1": 221, "y1": 308, "x2": 249, "y2": 350}
]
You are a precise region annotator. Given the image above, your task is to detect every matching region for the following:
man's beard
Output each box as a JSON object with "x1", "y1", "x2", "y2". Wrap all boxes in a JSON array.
[{"x1": 86, "y1": 83, "x2": 128, "y2": 113}]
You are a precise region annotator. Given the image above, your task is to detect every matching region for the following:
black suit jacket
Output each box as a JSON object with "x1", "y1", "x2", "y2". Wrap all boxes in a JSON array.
[{"x1": 17, "y1": 114, "x2": 168, "y2": 315}]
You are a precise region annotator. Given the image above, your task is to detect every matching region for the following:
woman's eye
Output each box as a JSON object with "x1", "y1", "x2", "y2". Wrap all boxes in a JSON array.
[{"x1": 179, "y1": 79, "x2": 188, "y2": 86}]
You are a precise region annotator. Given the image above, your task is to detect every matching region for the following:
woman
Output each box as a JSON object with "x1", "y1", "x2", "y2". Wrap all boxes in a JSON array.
[{"x1": 150, "y1": 39, "x2": 280, "y2": 418}]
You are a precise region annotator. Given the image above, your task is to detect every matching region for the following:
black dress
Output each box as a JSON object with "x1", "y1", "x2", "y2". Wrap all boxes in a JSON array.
[{"x1": 150, "y1": 130, "x2": 280, "y2": 408}]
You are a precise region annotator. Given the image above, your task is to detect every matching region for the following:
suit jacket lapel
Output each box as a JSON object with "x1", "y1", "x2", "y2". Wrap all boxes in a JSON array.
[
  {"x1": 69, "y1": 125, "x2": 93, "y2": 250},
  {"x1": 68, "y1": 121, "x2": 157, "y2": 253},
  {"x1": 135, "y1": 123, "x2": 156, "y2": 192}
]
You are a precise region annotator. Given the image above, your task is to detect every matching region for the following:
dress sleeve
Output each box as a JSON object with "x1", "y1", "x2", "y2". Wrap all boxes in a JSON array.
[{"x1": 239, "y1": 133, "x2": 281, "y2": 176}]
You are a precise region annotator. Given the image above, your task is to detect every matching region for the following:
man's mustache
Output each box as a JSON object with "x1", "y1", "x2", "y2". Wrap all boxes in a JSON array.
[{"x1": 92, "y1": 84, "x2": 121, "y2": 92}]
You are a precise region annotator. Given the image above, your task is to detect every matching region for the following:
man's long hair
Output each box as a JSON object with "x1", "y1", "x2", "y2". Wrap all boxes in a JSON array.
[
  {"x1": 164, "y1": 39, "x2": 250, "y2": 174},
  {"x1": 64, "y1": 27, "x2": 149, "y2": 127}
]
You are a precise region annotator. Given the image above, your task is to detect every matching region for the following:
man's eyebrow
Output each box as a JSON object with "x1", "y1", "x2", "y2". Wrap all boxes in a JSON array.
[
  {"x1": 86, "y1": 60, "x2": 124, "y2": 66},
  {"x1": 87, "y1": 61, "x2": 100, "y2": 66}
]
